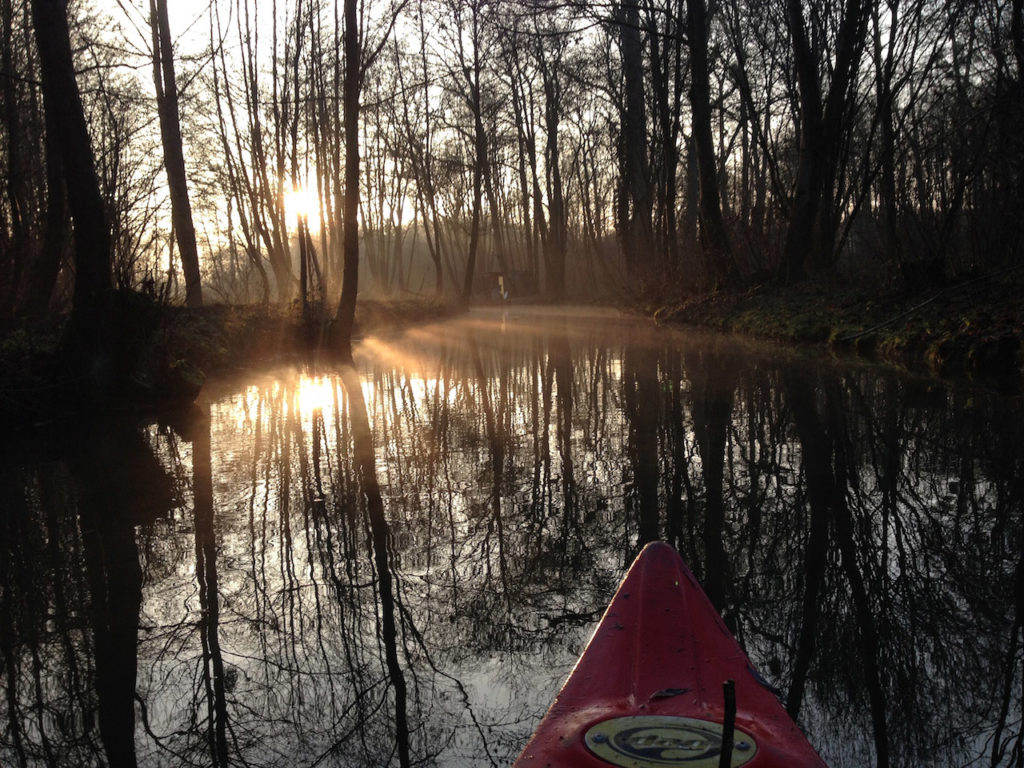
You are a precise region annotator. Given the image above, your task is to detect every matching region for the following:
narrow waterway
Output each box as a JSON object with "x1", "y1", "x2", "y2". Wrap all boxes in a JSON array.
[{"x1": 1, "y1": 306, "x2": 1021, "y2": 767}]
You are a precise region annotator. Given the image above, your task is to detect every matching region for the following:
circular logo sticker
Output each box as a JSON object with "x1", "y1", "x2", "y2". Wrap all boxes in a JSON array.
[{"x1": 584, "y1": 715, "x2": 757, "y2": 767}]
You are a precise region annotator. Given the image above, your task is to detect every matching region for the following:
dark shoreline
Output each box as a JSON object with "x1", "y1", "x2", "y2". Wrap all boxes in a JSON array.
[
  {"x1": 0, "y1": 297, "x2": 459, "y2": 430},
  {"x1": 643, "y1": 272, "x2": 1024, "y2": 390},
  {"x1": 3, "y1": 276, "x2": 1021, "y2": 431}
]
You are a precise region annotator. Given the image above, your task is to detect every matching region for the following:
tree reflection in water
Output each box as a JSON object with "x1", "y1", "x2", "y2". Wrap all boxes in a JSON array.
[{"x1": 0, "y1": 307, "x2": 1022, "y2": 767}]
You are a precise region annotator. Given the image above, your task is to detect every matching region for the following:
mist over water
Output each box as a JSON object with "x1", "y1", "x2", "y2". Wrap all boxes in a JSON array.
[{"x1": 1, "y1": 307, "x2": 1022, "y2": 767}]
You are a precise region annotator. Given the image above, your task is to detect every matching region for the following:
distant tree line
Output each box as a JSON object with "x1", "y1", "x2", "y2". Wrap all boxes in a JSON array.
[{"x1": 1, "y1": 0, "x2": 1022, "y2": 321}]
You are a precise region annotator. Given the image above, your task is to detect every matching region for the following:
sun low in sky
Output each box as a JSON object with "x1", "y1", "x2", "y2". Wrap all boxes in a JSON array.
[{"x1": 284, "y1": 185, "x2": 323, "y2": 235}]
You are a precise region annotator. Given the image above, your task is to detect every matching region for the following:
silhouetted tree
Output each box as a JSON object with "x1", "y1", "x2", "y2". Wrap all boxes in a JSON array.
[
  {"x1": 30, "y1": 0, "x2": 111, "y2": 315},
  {"x1": 150, "y1": 0, "x2": 203, "y2": 307}
]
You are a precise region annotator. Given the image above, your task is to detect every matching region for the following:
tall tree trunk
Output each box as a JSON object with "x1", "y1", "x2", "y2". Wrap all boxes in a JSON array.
[
  {"x1": 460, "y1": 7, "x2": 486, "y2": 305},
  {"x1": 333, "y1": 0, "x2": 360, "y2": 362},
  {"x1": 419, "y1": 2, "x2": 445, "y2": 295},
  {"x1": 507, "y1": 40, "x2": 536, "y2": 286},
  {"x1": 461, "y1": 108, "x2": 484, "y2": 303},
  {"x1": 151, "y1": 0, "x2": 203, "y2": 307},
  {"x1": 616, "y1": 0, "x2": 654, "y2": 268},
  {"x1": 682, "y1": 133, "x2": 699, "y2": 253},
  {"x1": 526, "y1": 73, "x2": 549, "y2": 284},
  {"x1": 544, "y1": 95, "x2": 566, "y2": 299},
  {"x1": 780, "y1": 0, "x2": 868, "y2": 282},
  {"x1": 30, "y1": 0, "x2": 111, "y2": 314},
  {"x1": 645, "y1": 0, "x2": 683, "y2": 267},
  {"x1": 538, "y1": 40, "x2": 566, "y2": 299},
  {"x1": 687, "y1": 0, "x2": 736, "y2": 287}
]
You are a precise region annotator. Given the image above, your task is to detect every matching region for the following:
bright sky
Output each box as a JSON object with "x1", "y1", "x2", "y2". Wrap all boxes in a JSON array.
[
  {"x1": 108, "y1": 0, "x2": 213, "y2": 56},
  {"x1": 167, "y1": 0, "x2": 213, "y2": 43}
]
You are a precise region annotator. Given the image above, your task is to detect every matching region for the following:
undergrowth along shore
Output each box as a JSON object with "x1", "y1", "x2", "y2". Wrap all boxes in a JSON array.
[
  {"x1": 0, "y1": 297, "x2": 457, "y2": 429},
  {"x1": 3, "y1": 273, "x2": 1021, "y2": 430},
  {"x1": 646, "y1": 271, "x2": 1024, "y2": 387}
]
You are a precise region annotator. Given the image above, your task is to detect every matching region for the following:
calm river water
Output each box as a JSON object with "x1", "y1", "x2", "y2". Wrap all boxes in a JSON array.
[{"x1": 1, "y1": 307, "x2": 1022, "y2": 767}]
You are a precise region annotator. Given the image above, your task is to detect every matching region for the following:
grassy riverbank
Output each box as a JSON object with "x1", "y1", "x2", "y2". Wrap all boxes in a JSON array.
[{"x1": 648, "y1": 270, "x2": 1024, "y2": 385}]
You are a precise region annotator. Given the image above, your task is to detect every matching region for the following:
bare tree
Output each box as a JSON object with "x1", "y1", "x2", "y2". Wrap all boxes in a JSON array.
[
  {"x1": 780, "y1": 0, "x2": 870, "y2": 282},
  {"x1": 150, "y1": 0, "x2": 203, "y2": 306},
  {"x1": 534, "y1": 19, "x2": 568, "y2": 298},
  {"x1": 686, "y1": 0, "x2": 736, "y2": 285},
  {"x1": 332, "y1": 0, "x2": 410, "y2": 360},
  {"x1": 333, "y1": 0, "x2": 362, "y2": 360},
  {"x1": 30, "y1": 0, "x2": 111, "y2": 315},
  {"x1": 615, "y1": 0, "x2": 654, "y2": 270}
]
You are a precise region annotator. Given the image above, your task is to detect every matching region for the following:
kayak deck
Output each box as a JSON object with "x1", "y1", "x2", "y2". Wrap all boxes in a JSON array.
[{"x1": 513, "y1": 541, "x2": 827, "y2": 767}]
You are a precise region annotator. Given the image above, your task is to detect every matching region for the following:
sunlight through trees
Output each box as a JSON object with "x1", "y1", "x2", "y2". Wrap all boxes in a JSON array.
[{"x1": 1, "y1": 0, "x2": 1022, "y2": 318}]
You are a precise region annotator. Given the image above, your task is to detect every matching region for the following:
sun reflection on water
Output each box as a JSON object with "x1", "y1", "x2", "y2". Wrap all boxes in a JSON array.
[{"x1": 297, "y1": 375, "x2": 337, "y2": 416}]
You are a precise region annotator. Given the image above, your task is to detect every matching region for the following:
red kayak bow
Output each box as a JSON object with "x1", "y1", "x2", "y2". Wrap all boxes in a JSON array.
[{"x1": 514, "y1": 541, "x2": 828, "y2": 767}]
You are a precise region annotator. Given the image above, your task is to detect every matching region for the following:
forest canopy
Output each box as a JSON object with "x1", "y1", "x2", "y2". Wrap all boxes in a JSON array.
[{"x1": 1, "y1": 0, "x2": 1022, "y2": 319}]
